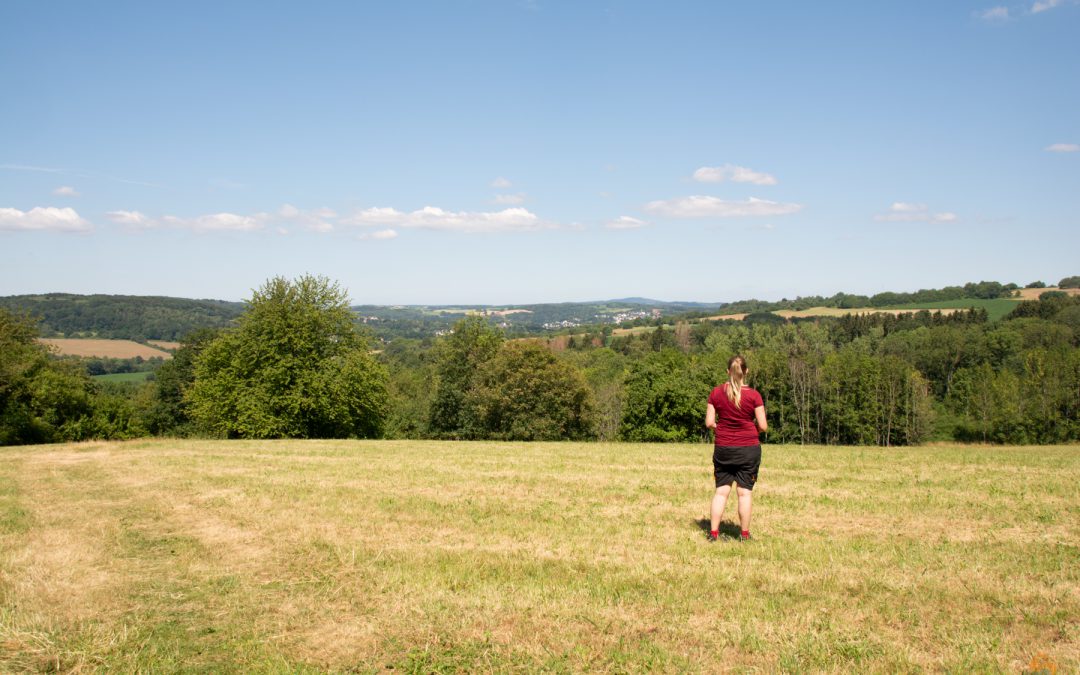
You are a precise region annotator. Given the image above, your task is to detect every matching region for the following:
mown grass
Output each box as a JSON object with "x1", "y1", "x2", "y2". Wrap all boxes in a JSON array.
[{"x1": 0, "y1": 439, "x2": 1076, "y2": 673}]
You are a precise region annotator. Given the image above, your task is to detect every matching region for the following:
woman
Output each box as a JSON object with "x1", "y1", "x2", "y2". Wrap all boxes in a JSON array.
[{"x1": 705, "y1": 355, "x2": 766, "y2": 542}]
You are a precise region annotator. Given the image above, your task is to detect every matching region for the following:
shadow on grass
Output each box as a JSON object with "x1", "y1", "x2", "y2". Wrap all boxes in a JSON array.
[{"x1": 692, "y1": 518, "x2": 742, "y2": 540}]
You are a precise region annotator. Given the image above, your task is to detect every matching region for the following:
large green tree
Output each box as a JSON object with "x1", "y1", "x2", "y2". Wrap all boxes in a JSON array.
[
  {"x1": 146, "y1": 327, "x2": 220, "y2": 435},
  {"x1": 0, "y1": 308, "x2": 98, "y2": 445},
  {"x1": 187, "y1": 276, "x2": 388, "y2": 439},
  {"x1": 428, "y1": 315, "x2": 503, "y2": 438},
  {"x1": 619, "y1": 349, "x2": 709, "y2": 443},
  {"x1": 464, "y1": 342, "x2": 596, "y2": 441}
]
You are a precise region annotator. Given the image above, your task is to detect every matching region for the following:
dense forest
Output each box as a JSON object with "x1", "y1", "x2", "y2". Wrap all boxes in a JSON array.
[
  {"x1": 0, "y1": 294, "x2": 244, "y2": 340},
  {"x1": 1, "y1": 277, "x2": 1078, "y2": 447}
]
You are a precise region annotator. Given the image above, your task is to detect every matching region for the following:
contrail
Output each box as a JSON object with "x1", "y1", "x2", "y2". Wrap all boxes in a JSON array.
[{"x1": 0, "y1": 163, "x2": 168, "y2": 189}]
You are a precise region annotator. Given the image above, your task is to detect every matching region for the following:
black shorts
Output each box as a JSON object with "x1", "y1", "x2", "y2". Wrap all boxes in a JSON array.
[{"x1": 713, "y1": 445, "x2": 762, "y2": 490}]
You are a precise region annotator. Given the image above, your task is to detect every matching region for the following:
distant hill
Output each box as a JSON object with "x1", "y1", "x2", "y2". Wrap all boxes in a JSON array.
[
  {"x1": 2, "y1": 279, "x2": 1072, "y2": 342},
  {"x1": 603, "y1": 297, "x2": 720, "y2": 308},
  {"x1": 0, "y1": 293, "x2": 244, "y2": 341}
]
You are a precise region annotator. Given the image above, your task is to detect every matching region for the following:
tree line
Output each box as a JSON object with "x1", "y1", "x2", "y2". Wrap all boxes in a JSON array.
[
  {"x1": 2, "y1": 275, "x2": 1078, "y2": 447},
  {"x1": 0, "y1": 293, "x2": 243, "y2": 341}
]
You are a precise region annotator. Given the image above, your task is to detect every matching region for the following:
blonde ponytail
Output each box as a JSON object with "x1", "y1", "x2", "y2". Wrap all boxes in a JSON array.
[{"x1": 726, "y1": 355, "x2": 747, "y2": 409}]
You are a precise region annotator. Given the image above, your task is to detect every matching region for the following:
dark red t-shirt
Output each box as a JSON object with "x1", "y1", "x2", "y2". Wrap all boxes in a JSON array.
[{"x1": 708, "y1": 384, "x2": 764, "y2": 446}]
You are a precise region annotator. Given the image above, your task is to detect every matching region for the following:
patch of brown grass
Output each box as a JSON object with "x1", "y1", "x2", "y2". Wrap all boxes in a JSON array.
[
  {"x1": 775, "y1": 306, "x2": 962, "y2": 319},
  {"x1": 1015, "y1": 286, "x2": 1080, "y2": 300},
  {"x1": 37, "y1": 339, "x2": 173, "y2": 359}
]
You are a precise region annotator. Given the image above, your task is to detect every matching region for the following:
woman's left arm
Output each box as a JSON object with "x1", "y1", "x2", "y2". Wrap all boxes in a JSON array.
[{"x1": 754, "y1": 405, "x2": 768, "y2": 433}]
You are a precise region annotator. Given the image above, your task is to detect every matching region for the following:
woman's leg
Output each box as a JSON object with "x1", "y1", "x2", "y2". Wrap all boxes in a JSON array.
[
  {"x1": 736, "y1": 485, "x2": 753, "y2": 533},
  {"x1": 710, "y1": 484, "x2": 732, "y2": 532}
]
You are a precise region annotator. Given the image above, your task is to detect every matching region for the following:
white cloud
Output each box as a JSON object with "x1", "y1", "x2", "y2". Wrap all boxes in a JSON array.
[
  {"x1": 360, "y1": 229, "x2": 399, "y2": 240},
  {"x1": 160, "y1": 213, "x2": 263, "y2": 232},
  {"x1": 342, "y1": 206, "x2": 552, "y2": 233},
  {"x1": 115, "y1": 204, "x2": 334, "y2": 234},
  {"x1": 0, "y1": 206, "x2": 92, "y2": 233},
  {"x1": 1032, "y1": 0, "x2": 1063, "y2": 12},
  {"x1": 109, "y1": 210, "x2": 262, "y2": 232},
  {"x1": 491, "y1": 177, "x2": 513, "y2": 189},
  {"x1": 52, "y1": 186, "x2": 80, "y2": 197},
  {"x1": 106, "y1": 210, "x2": 153, "y2": 228},
  {"x1": 643, "y1": 196, "x2": 803, "y2": 218},
  {"x1": 976, "y1": 6, "x2": 1010, "y2": 19},
  {"x1": 692, "y1": 164, "x2": 778, "y2": 186},
  {"x1": 493, "y1": 193, "x2": 526, "y2": 205},
  {"x1": 276, "y1": 204, "x2": 336, "y2": 232},
  {"x1": 889, "y1": 202, "x2": 927, "y2": 213},
  {"x1": 605, "y1": 216, "x2": 648, "y2": 230},
  {"x1": 875, "y1": 203, "x2": 958, "y2": 223},
  {"x1": 1045, "y1": 143, "x2": 1080, "y2": 152}
]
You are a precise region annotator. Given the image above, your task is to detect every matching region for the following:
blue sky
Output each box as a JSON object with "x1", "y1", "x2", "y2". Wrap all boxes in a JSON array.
[{"x1": 2, "y1": 1, "x2": 1078, "y2": 304}]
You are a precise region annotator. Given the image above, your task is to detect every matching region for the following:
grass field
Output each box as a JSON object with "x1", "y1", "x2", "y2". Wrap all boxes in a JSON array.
[
  {"x1": 880, "y1": 298, "x2": 1021, "y2": 322},
  {"x1": 37, "y1": 339, "x2": 173, "y2": 360},
  {"x1": 1014, "y1": 287, "x2": 1080, "y2": 301},
  {"x1": 1, "y1": 440, "x2": 1076, "y2": 673},
  {"x1": 91, "y1": 372, "x2": 154, "y2": 383},
  {"x1": 774, "y1": 307, "x2": 965, "y2": 320}
]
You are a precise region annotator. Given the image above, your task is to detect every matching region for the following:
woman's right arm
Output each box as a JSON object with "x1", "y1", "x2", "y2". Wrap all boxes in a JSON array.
[{"x1": 705, "y1": 403, "x2": 716, "y2": 430}]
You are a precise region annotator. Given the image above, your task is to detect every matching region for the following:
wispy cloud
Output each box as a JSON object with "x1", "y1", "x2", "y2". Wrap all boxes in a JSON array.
[
  {"x1": 605, "y1": 216, "x2": 648, "y2": 230},
  {"x1": 1045, "y1": 143, "x2": 1080, "y2": 152},
  {"x1": 107, "y1": 210, "x2": 262, "y2": 232},
  {"x1": 490, "y1": 177, "x2": 513, "y2": 189},
  {"x1": 874, "y1": 202, "x2": 958, "y2": 223},
  {"x1": 106, "y1": 210, "x2": 152, "y2": 228},
  {"x1": 342, "y1": 206, "x2": 554, "y2": 233},
  {"x1": 52, "y1": 186, "x2": 80, "y2": 197},
  {"x1": 0, "y1": 206, "x2": 93, "y2": 233},
  {"x1": 275, "y1": 204, "x2": 337, "y2": 232},
  {"x1": 106, "y1": 204, "x2": 337, "y2": 233},
  {"x1": 493, "y1": 193, "x2": 526, "y2": 205},
  {"x1": 1032, "y1": 0, "x2": 1064, "y2": 12},
  {"x1": 975, "y1": 6, "x2": 1010, "y2": 19},
  {"x1": 0, "y1": 163, "x2": 166, "y2": 189},
  {"x1": 359, "y1": 229, "x2": 399, "y2": 240},
  {"x1": 692, "y1": 165, "x2": 778, "y2": 186},
  {"x1": 160, "y1": 213, "x2": 262, "y2": 232},
  {"x1": 644, "y1": 196, "x2": 802, "y2": 218}
]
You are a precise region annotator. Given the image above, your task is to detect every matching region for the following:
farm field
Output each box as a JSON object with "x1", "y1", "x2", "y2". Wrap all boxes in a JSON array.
[
  {"x1": 774, "y1": 306, "x2": 964, "y2": 319},
  {"x1": 1015, "y1": 286, "x2": 1080, "y2": 300},
  {"x1": 880, "y1": 298, "x2": 1021, "y2": 321},
  {"x1": 147, "y1": 340, "x2": 181, "y2": 351},
  {"x1": 0, "y1": 440, "x2": 1076, "y2": 673},
  {"x1": 37, "y1": 339, "x2": 172, "y2": 360}
]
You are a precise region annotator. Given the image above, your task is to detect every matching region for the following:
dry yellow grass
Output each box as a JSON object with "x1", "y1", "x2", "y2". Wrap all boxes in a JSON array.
[
  {"x1": 774, "y1": 306, "x2": 962, "y2": 319},
  {"x1": 1015, "y1": 286, "x2": 1080, "y2": 300},
  {"x1": 36, "y1": 339, "x2": 172, "y2": 360},
  {"x1": 701, "y1": 313, "x2": 748, "y2": 321},
  {"x1": 0, "y1": 439, "x2": 1076, "y2": 672},
  {"x1": 147, "y1": 340, "x2": 181, "y2": 351}
]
